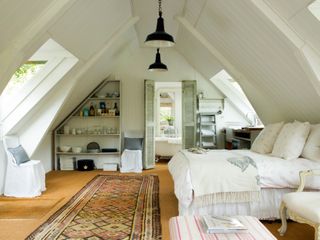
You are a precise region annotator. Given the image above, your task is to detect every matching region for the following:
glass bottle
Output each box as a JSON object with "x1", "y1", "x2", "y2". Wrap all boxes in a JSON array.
[
  {"x1": 89, "y1": 102, "x2": 95, "y2": 116},
  {"x1": 114, "y1": 102, "x2": 120, "y2": 116}
]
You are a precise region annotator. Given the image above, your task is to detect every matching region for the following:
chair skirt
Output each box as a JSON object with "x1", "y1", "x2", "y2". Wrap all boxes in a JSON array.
[
  {"x1": 120, "y1": 149, "x2": 143, "y2": 173},
  {"x1": 4, "y1": 160, "x2": 46, "y2": 198}
]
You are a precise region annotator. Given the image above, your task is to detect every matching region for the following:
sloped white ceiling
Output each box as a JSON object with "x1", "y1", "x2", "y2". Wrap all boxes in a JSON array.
[
  {"x1": 2, "y1": 0, "x2": 320, "y2": 132},
  {"x1": 264, "y1": 0, "x2": 312, "y2": 20},
  {"x1": 51, "y1": 28, "x2": 137, "y2": 128},
  {"x1": 49, "y1": 0, "x2": 132, "y2": 61},
  {"x1": 0, "y1": 0, "x2": 52, "y2": 53},
  {"x1": 183, "y1": 0, "x2": 320, "y2": 123},
  {"x1": 265, "y1": 0, "x2": 320, "y2": 55},
  {"x1": 176, "y1": 25, "x2": 223, "y2": 80}
]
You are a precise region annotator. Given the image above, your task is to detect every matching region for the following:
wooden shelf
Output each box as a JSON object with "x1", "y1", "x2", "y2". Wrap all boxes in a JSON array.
[
  {"x1": 57, "y1": 152, "x2": 120, "y2": 155},
  {"x1": 71, "y1": 115, "x2": 120, "y2": 118},
  {"x1": 53, "y1": 80, "x2": 122, "y2": 171},
  {"x1": 56, "y1": 134, "x2": 120, "y2": 137},
  {"x1": 89, "y1": 97, "x2": 120, "y2": 100},
  {"x1": 200, "y1": 122, "x2": 215, "y2": 126},
  {"x1": 201, "y1": 134, "x2": 215, "y2": 137},
  {"x1": 233, "y1": 136, "x2": 252, "y2": 142}
]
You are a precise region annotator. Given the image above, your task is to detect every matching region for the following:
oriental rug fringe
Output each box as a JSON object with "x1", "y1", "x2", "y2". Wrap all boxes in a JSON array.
[{"x1": 26, "y1": 175, "x2": 161, "y2": 240}]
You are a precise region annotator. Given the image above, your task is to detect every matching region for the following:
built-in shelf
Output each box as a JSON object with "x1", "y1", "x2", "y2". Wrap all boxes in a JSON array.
[
  {"x1": 56, "y1": 134, "x2": 120, "y2": 137},
  {"x1": 89, "y1": 97, "x2": 120, "y2": 100},
  {"x1": 71, "y1": 116, "x2": 120, "y2": 119},
  {"x1": 200, "y1": 122, "x2": 215, "y2": 126},
  {"x1": 53, "y1": 80, "x2": 122, "y2": 171},
  {"x1": 57, "y1": 152, "x2": 120, "y2": 155},
  {"x1": 201, "y1": 134, "x2": 215, "y2": 137}
]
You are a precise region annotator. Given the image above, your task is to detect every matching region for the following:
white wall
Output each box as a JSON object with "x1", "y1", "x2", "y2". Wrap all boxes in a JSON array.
[
  {"x1": 32, "y1": 134, "x2": 52, "y2": 172},
  {"x1": 10, "y1": 45, "x2": 249, "y2": 180},
  {"x1": 114, "y1": 47, "x2": 224, "y2": 134},
  {"x1": 0, "y1": 140, "x2": 6, "y2": 194}
]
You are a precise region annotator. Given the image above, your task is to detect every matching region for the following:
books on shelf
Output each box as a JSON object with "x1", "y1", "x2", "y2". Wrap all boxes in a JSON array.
[{"x1": 202, "y1": 215, "x2": 248, "y2": 234}]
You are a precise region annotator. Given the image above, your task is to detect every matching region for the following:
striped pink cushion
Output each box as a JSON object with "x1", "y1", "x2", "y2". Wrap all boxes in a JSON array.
[{"x1": 169, "y1": 216, "x2": 276, "y2": 240}]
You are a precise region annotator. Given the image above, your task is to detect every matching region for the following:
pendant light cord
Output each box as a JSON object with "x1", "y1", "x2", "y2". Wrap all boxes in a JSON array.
[{"x1": 158, "y1": 0, "x2": 162, "y2": 16}]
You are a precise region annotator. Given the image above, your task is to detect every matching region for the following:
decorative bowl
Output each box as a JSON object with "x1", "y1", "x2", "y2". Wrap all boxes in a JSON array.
[
  {"x1": 87, "y1": 149, "x2": 99, "y2": 153},
  {"x1": 60, "y1": 146, "x2": 71, "y2": 152},
  {"x1": 72, "y1": 147, "x2": 82, "y2": 153}
]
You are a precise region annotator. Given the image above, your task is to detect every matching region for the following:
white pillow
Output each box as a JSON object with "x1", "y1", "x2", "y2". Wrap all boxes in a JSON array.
[
  {"x1": 251, "y1": 122, "x2": 284, "y2": 154},
  {"x1": 301, "y1": 124, "x2": 320, "y2": 161},
  {"x1": 271, "y1": 121, "x2": 311, "y2": 160}
]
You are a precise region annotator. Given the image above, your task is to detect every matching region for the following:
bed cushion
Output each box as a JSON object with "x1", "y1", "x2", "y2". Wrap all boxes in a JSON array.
[
  {"x1": 271, "y1": 121, "x2": 310, "y2": 160},
  {"x1": 251, "y1": 122, "x2": 284, "y2": 154},
  {"x1": 302, "y1": 124, "x2": 320, "y2": 162}
]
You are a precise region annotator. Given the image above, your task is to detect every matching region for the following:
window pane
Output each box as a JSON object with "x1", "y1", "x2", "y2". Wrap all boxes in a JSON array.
[{"x1": 5, "y1": 61, "x2": 47, "y2": 95}]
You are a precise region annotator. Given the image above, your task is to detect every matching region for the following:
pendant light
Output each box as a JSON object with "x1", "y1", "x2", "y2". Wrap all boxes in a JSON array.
[
  {"x1": 148, "y1": 48, "x2": 168, "y2": 72},
  {"x1": 145, "y1": 0, "x2": 175, "y2": 48}
]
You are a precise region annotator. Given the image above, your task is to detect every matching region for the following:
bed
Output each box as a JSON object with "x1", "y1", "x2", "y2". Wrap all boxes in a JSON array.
[{"x1": 168, "y1": 149, "x2": 320, "y2": 219}]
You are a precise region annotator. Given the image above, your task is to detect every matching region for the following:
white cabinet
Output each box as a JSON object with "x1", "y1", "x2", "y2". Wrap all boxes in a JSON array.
[{"x1": 53, "y1": 80, "x2": 121, "y2": 170}]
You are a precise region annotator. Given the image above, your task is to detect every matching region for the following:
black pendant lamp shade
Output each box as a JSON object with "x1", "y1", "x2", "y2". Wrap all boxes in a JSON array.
[
  {"x1": 148, "y1": 48, "x2": 168, "y2": 72},
  {"x1": 145, "y1": 0, "x2": 175, "y2": 47}
]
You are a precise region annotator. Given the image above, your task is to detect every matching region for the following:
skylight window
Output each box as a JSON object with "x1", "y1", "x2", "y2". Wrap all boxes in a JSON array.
[
  {"x1": 309, "y1": 0, "x2": 320, "y2": 21},
  {"x1": 4, "y1": 61, "x2": 47, "y2": 95},
  {"x1": 210, "y1": 70, "x2": 263, "y2": 127},
  {"x1": 1, "y1": 38, "x2": 79, "y2": 122}
]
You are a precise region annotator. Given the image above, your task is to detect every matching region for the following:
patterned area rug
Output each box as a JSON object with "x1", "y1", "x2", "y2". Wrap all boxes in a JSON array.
[{"x1": 27, "y1": 175, "x2": 161, "y2": 240}]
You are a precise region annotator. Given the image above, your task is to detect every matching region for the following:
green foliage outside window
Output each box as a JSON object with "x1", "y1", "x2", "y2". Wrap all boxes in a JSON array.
[{"x1": 13, "y1": 61, "x2": 47, "y2": 80}]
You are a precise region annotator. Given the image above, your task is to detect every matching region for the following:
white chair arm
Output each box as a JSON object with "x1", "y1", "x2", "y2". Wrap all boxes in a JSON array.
[{"x1": 297, "y1": 169, "x2": 320, "y2": 192}]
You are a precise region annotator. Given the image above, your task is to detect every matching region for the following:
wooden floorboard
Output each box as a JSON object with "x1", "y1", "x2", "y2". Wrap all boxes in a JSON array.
[{"x1": 0, "y1": 162, "x2": 314, "y2": 240}]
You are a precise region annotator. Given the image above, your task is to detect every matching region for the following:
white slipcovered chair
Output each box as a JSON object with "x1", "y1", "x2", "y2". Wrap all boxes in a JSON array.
[
  {"x1": 3, "y1": 136, "x2": 46, "y2": 197},
  {"x1": 120, "y1": 131, "x2": 143, "y2": 173},
  {"x1": 279, "y1": 169, "x2": 320, "y2": 240}
]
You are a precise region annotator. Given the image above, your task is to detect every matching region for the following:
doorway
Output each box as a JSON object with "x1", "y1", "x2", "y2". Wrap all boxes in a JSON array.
[{"x1": 155, "y1": 82, "x2": 182, "y2": 159}]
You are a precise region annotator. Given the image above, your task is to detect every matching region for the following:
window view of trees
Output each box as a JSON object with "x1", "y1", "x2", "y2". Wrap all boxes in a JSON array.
[{"x1": 5, "y1": 61, "x2": 47, "y2": 94}]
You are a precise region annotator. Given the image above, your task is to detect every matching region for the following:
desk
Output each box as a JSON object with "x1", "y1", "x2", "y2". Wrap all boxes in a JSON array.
[{"x1": 223, "y1": 128, "x2": 263, "y2": 149}]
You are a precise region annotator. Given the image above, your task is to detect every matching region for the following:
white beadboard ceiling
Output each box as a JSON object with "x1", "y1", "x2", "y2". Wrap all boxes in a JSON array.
[
  {"x1": 183, "y1": 0, "x2": 320, "y2": 123},
  {"x1": 1, "y1": 0, "x2": 320, "y2": 127}
]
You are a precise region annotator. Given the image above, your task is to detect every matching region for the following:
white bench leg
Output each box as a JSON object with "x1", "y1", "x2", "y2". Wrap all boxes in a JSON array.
[{"x1": 278, "y1": 201, "x2": 287, "y2": 236}]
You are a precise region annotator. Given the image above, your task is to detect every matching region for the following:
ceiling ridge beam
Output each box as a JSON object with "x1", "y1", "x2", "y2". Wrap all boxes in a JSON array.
[
  {"x1": 250, "y1": 0, "x2": 306, "y2": 50},
  {"x1": 252, "y1": 0, "x2": 320, "y2": 62},
  {"x1": 194, "y1": 0, "x2": 208, "y2": 27},
  {"x1": 251, "y1": 0, "x2": 320, "y2": 97},
  {"x1": 0, "y1": 0, "x2": 77, "y2": 93}
]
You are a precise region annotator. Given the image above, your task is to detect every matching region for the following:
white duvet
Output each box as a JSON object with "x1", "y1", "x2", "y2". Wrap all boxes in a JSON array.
[{"x1": 168, "y1": 149, "x2": 320, "y2": 208}]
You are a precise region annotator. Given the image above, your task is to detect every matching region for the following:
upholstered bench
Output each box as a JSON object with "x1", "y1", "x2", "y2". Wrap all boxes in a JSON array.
[{"x1": 169, "y1": 215, "x2": 276, "y2": 240}]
